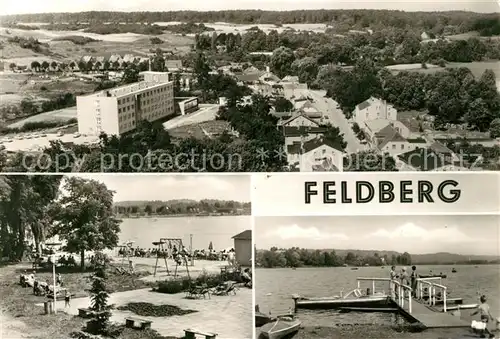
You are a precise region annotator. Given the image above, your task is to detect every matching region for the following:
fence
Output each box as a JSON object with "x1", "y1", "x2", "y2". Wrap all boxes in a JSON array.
[
  {"x1": 356, "y1": 277, "x2": 413, "y2": 313},
  {"x1": 416, "y1": 277, "x2": 448, "y2": 312}
]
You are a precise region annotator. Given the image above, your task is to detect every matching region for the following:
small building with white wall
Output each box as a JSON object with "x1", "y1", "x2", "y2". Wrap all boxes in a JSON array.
[{"x1": 232, "y1": 230, "x2": 252, "y2": 267}]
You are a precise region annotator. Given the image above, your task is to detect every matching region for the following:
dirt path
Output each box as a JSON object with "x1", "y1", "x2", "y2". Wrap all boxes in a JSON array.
[{"x1": 0, "y1": 311, "x2": 32, "y2": 339}]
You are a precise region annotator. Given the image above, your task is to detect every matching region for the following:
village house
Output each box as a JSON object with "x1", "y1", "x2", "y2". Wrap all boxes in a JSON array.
[
  {"x1": 353, "y1": 97, "x2": 398, "y2": 126},
  {"x1": 376, "y1": 125, "x2": 416, "y2": 156},
  {"x1": 287, "y1": 137, "x2": 344, "y2": 172},
  {"x1": 279, "y1": 114, "x2": 326, "y2": 146},
  {"x1": 396, "y1": 147, "x2": 467, "y2": 171},
  {"x1": 363, "y1": 119, "x2": 411, "y2": 141}
]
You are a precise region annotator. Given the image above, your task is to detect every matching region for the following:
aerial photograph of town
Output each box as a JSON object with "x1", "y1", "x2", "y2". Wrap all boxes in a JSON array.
[{"x1": 0, "y1": 1, "x2": 499, "y2": 172}]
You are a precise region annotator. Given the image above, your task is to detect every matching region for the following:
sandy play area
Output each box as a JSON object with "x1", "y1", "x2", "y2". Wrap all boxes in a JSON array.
[{"x1": 38, "y1": 287, "x2": 252, "y2": 339}]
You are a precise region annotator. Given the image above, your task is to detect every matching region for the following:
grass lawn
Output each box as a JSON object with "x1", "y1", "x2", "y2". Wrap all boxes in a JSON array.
[{"x1": 0, "y1": 262, "x2": 180, "y2": 339}]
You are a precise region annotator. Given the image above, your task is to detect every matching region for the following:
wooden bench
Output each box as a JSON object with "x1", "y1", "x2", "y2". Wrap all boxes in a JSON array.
[
  {"x1": 78, "y1": 308, "x2": 93, "y2": 318},
  {"x1": 184, "y1": 328, "x2": 217, "y2": 339},
  {"x1": 125, "y1": 317, "x2": 152, "y2": 330}
]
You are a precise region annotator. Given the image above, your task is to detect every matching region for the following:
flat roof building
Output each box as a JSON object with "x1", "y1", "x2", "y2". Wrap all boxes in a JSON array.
[{"x1": 76, "y1": 72, "x2": 174, "y2": 136}]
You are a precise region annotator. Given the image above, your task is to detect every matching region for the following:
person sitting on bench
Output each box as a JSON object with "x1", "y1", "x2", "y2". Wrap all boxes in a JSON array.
[{"x1": 241, "y1": 268, "x2": 252, "y2": 287}]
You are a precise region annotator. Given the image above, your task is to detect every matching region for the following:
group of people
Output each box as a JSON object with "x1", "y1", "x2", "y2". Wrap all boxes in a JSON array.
[
  {"x1": 19, "y1": 271, "x2": 72, "y2": 307},
  {"x1": 118, "y1": 245, "x2": 237, "y2": 263},
  {"x1": 389, "y1": 265, "x2": 419, "y2": 297}
]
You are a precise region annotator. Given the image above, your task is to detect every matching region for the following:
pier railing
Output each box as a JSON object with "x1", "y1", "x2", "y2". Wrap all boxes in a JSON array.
[
  {"x1": 416, "y1": 278, "x2": 448, "y2": 312},
  {"x1": 356, "y1": 277, "x2": 413, "y2": 314}
]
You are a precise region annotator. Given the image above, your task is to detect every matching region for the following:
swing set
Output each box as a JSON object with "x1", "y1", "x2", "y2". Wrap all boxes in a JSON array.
[
  {"x1": 152, "y1": 238, "x2": 191, "y2": 279},
  {"x1": 116, "y1": 241, "x2": 135, "y2": 274}
]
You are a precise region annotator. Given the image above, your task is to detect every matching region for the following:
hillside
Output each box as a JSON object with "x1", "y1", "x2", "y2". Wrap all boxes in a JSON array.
[{"x1": 1, "y1": 10, "x2": 499, "y2": 37}]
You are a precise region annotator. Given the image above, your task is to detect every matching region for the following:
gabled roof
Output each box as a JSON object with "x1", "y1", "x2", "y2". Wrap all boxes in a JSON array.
[
  {"x1": 398, "y1": 148, "x2": 452, "y2": 171},
  {"x1": 378, "y1": 126, "x2": 407, "y2": 148},
  {"x1": 356, "y1": 98, "x2": 373, "y2": 111},
  {"x1": 365, "y1": 119, "x2": 391, "y2": 134},
  {"x1": 232, "y1": 230, "x2": 251, "y2": 240},
  {"x1": 283, "y1": 126, "x2": 326, "y2": 137},
  {"x1": 236, "y1": 72, "x2": 264, "y2": 82},
  {"x1": 287, "y1": 137, "x2": 344, "y2": 154},
  {"x1": 281, "y1": 75, "x2": 299, "y2": 83},
  {"x1": 429, "y1": 141, "x2": 454, "y2": 155},
  {"x1": 280, "y1": 113, "x2": 319, "y2": 127}
]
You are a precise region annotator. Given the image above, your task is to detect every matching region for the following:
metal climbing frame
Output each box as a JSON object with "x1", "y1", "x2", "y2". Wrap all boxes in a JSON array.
[{"x1": 153, "y1": 238, "x2": 190, "y2": 279}]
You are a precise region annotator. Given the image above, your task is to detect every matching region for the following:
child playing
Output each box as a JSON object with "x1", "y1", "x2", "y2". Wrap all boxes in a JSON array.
[
  {"x1": 471, "y1": 295, "x2": 496, "y2": 338},
  {"x1": 64, "y1": 289, "x2": 71, "y2": 308}
]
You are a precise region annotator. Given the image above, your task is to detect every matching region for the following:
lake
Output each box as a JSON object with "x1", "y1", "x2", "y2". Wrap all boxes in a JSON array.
[
  {"x1": 256, "y1": 265, "x2": 500, "y2": 327},
  {"x1": 117, "y1": 216, "x2": 250, "y2": 251}
]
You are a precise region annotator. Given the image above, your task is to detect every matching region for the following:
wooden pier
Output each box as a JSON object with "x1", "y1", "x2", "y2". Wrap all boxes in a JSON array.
[
  {"x1": 356, "y1": 277, "x2": 472, "y2": 329},
  {"x1": 398, "y1": 300, "x2": 470, "y2": 328}
]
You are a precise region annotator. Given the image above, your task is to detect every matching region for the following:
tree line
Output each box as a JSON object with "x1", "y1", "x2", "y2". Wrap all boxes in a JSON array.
[
  {"x1": 2, "y1": 10, "x2": 498, "y2": 37},
  {"x1": 197, "y1": 27, "x2": 500, "y2": 64},
  {"x1": 0, "y1": 176, "x2": 120, "y2": 270},
  {"x1": 113, "y1": 199, "x2": 251, "y2": 216},
  {"x1": 256, "y1": 247, "x2": 412, "y2": 268}
]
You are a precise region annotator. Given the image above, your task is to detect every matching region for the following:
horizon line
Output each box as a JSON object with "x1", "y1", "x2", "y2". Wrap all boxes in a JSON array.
[
  {"x1": 1, "y1": 9, "x2": 498, "y2": 16},
  {"x1": 256, "y1": 248, "x2": 500, "y2": 257}
]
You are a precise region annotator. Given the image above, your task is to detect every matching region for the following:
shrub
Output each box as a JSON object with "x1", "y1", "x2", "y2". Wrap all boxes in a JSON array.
[
  {"x1": 154, "y1": 271, "x2": 228, "y2": 294},
  {"x1": 116, "y1": 302, "x2": 197, "y2": 317}
]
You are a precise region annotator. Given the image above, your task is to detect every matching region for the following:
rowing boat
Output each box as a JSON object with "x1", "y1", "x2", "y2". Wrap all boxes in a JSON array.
[
  {"x1": 255, "y1": 311, "x2": 273, "y2": 327},
  {"x1": 260, "y1": 315, "x2": 301, "y2": 339}
]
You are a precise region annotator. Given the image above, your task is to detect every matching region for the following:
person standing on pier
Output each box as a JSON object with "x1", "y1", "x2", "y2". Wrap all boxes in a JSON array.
[
  {"x1": 410, "y1": 266, "x2": 418, "y2": 297},
  {"x1": 400, "y1": 267, "x2": 409, "y2": 297},
  {"x1": 390, "y1": 266, "x2": 398, "y2": 297}
]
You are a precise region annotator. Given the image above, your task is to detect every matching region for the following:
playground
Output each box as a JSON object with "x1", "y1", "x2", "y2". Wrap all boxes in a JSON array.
[{"x1": 114, "y1": 238, "x2": 232, "y2": 282}]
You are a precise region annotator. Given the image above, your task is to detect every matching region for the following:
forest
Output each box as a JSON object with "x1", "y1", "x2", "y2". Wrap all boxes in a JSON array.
[
  {"x1": 256, "y1": 247, "x2": 499, "y2": 268},
  {"x1": 113, "y1": 199, "x2": 251, "y2": 216},
  {"x1": 1, "y1": 10, "x2": 499, "y2": 37},
  {"x1": 256, "y1": 247, "x2": 413, "y2": 268}
]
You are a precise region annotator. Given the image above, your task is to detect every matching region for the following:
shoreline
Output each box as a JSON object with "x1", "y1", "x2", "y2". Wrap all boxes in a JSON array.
[
  {"x1": 280, "y1": 325, "x2": 479, "y2": 339},
  {"x1": 255, "y1": 263, "x2": 498, "y2": 268},
  {"x1": 115, "y1": 213, "x2": 251, "y2": 219}
]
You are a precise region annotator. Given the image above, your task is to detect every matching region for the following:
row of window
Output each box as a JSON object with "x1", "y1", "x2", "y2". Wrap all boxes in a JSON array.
[{"x1": 116, "y1": 85, "x2": 172, "y2": 106}]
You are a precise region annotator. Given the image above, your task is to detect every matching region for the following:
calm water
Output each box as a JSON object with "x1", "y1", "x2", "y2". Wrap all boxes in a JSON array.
[
  {"x1": 117, "y1": 216, "x2": 250, "y2": 251},
  {"x1": 256, "y1": 265, "x2": 500, "y2": 327}
]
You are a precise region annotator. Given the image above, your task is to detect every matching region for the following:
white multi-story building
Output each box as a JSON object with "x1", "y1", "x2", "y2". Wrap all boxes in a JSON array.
[
  {"x1": 352, "y1": 97, "x2": 397, "y2": 125},
  {"x1": 76, "y1": 72, "x2": 174, "y2": 136}
]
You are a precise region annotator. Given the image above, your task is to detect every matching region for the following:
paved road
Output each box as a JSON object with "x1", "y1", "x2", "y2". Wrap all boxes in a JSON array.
[{"x1": 308, "y1": 90, "x2": 365, "y2": 154}]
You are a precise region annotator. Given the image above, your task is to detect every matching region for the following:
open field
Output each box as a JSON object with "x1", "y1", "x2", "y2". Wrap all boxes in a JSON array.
[
  {"x1": 0, "y1": 26, "x2": 194, "y2": 65},
  {"x1": 7, "y1": 106, "x2": 77, "y2": 128}
]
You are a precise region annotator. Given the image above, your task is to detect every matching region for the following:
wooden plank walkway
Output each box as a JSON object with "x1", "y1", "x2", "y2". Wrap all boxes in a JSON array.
[{"x1": 402, "y1": 300, "x2": 470, "y2": 328}]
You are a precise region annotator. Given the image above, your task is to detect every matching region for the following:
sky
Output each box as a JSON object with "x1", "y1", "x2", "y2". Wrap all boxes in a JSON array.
[
  {"x1": 2, "y1": 0, "x2": 499, "y2": 15},
  {"x1": 255, "y1": 215, "x2": 500, "y2": 255},
  {"x1": 61, "y1": 174, "x2": 251, "y2": 202}
]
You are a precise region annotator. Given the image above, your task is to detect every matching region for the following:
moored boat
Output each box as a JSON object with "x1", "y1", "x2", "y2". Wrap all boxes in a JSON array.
[
  {"x1": 255, "y1": 311, "x2": 274, "y2": 327},
  {"x1": 260, "y1": 315, "x2": 301, "y2": 339},
  {"x1": 292, "y1": 288, "x2": 390, "y2": 310},
  {"x1": 451, "y1": 268, "x2": 457, "y2": 273},
  {"x1": 419, "y1": 274, "x2": 447, "y2": 279}
]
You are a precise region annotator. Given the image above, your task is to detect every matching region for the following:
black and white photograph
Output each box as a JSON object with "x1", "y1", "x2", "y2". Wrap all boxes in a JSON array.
[
  {"x1": 0, "y1": 174, "x2": 253, "y2": 339},
  {"x1": 255, "y1": 215, "x2": 500, "y2": 339},
  {"x1": 0, "y1": 1, "x2": 499, "y2": 173}
]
